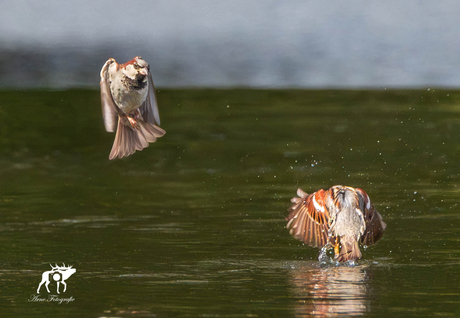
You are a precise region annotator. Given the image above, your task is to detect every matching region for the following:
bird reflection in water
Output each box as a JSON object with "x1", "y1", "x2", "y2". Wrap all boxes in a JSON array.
[{"x1": 289, "y1": 263, "x2": 371, "y2": 317}]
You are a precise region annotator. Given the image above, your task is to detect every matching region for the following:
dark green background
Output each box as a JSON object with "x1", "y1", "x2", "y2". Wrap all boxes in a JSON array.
[{"x1": 0, "y1": 89, "x2": 459, "y2": 317}]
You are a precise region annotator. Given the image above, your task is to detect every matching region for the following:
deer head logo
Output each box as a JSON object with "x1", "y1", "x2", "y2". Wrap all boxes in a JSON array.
[{"x1": 37, "y1": 263, "x2": 76, "y2": 294}]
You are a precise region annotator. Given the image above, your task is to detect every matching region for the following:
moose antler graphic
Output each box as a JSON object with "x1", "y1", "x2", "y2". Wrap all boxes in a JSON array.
[{"x1": 61, "y1": 263, "x2": 73, "y2": 270}]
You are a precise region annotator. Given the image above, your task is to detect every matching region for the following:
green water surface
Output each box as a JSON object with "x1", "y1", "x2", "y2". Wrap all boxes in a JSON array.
[{"x1": 0, "y1": 89, "x2": 459, "y2": 317}]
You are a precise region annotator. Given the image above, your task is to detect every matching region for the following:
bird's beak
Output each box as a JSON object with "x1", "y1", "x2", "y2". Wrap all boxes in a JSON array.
[{"x1": 139, "y1": 68, "x2": 148, "y2": 76}]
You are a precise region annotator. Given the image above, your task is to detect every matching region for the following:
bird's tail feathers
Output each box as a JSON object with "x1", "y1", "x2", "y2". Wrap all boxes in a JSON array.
[
  {"x1": 335, "y1": 238, "x2": 362, "y2": 263},
  {"x1": 109, "y1": 119, "x2": 165, "y2": 160}
]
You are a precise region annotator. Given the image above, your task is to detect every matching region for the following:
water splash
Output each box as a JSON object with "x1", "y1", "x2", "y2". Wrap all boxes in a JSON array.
[
  {"x1": 318, "y1": 246, "x2": 359, "y2": 267},
  {"x1": 318, "y1": 246, "x2": 333, "y2": 265}
]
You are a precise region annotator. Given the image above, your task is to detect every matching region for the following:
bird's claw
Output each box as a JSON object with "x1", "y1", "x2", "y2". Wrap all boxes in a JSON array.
[
  {"x1": 334, "y1": 242, "x2": 340, "y2": 256},
  {"x1": 127, "y1": 117, "x2": 140, "y2": 130}
]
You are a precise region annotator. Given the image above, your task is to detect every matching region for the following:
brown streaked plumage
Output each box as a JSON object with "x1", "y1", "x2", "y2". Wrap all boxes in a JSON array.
[
  {"x1": 286, "y1": 185, "x2": 386, "y2": 263},
  {"x1": 100, "y1": 56, "x2": 165, "y2": 160}
]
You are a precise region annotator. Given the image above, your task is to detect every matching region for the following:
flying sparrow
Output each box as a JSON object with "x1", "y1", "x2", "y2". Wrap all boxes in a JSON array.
[
  {"x1": 100, "y1": 56, "x2": 165, "y2": 160},
  {"x1": 286, "y1": 185, "x2": 386, "y2": 263}
]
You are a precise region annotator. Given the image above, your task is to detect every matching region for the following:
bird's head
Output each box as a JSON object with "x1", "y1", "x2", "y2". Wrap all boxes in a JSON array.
[{"x1": 122, "y1": 56, "x2": 150, "y2": 81}]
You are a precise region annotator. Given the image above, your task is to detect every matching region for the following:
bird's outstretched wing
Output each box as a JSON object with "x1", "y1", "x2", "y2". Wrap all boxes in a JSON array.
[
  {"x1": 356, "y1": 188, "x2": 387, "y2": 246},
  {"x1": 100, "y1": 58, "x2": 118, "y2": 132},
  {"x1": 140, "y1": 71, "x2": 161, "y2": 126},
  {"x1": 286, "y1": 188, "x2": 331, "y2": 248}
]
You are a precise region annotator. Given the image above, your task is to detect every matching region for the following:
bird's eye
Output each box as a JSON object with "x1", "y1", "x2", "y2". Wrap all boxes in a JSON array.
[{"x1": 134, "y1": 63, "x2": 140, "y2": 69}]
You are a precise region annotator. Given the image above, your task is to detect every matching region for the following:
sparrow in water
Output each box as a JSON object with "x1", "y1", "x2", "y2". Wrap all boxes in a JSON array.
[
  {"x1": 286, "y1": 185, "x2": 386, "y2": 263},
  {"x1": 100, "y1": 56, "x2": 165, "y2": 160}
]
